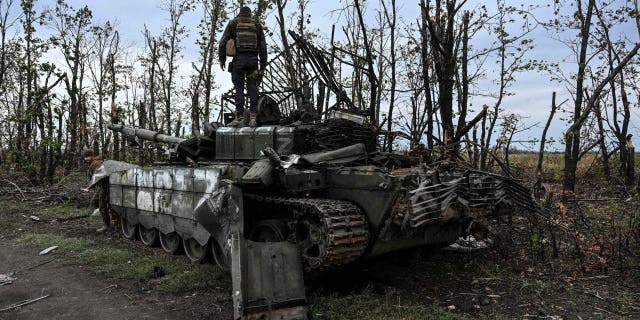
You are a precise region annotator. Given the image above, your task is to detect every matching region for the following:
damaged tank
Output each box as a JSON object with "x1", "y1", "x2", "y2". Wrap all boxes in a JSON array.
[{"x1": 91, "y1": 31, "x2": 539, "y2": 320}]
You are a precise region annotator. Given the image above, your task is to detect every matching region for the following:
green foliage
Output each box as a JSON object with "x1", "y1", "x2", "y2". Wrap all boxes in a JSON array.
[
  {"x1": 17, "y1": 232, "x2": 228, "y2": 293},
  {"x1": 528, "y1": 230, "x2": 544, "y2": 258},
  {"x1": 45, "y1": 201, "x2": 86, "y2": 218}
]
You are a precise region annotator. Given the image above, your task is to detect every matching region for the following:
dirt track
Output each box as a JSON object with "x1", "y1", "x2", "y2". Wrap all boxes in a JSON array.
[{"x1": 0, "y1": 242, "x2": 202, "y2": 320}]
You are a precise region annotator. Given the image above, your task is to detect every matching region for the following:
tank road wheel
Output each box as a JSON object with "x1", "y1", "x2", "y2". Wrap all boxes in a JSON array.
[
  {"x1": 211, "y1": 239, "x2": 230, "y2": 269},
  {"x1": 138, "y1": 225, "x2": 159, "y2": 246},
  {"x1": 249, "y1": 219, "x2": 289, "y2": 242},
  {"x1": 244, "y1": 196, "x2": 370, "y2": 270},
  {"x1": 159, "y1": 232, "x2": 182, "y2": 255},
  {"x1": 121, "y1": 216, "x2": 138, "y2": 240},
  {"x1": 296, "y1": 219, "x2": 325, "y2": 268},
  {"x1": 183, "y1": 238, "x2": 209, "y2": 264}
]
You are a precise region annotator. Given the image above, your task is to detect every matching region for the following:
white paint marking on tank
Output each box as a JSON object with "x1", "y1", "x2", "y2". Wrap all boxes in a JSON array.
[
  {"x1": 175, "y1": 168, "x2": 192, "y2": 191},
  {"x1": 137, "y1": 189, "x2": 154, "y2": 212},
  {"x1": 154, "y1": 169, "x2": 173, "y2": 189},
  {"x1": 121, "y1": 169, "x2": 137, "y2": 186},
  {"x1": 205, "y1": 169, "x2": 220, "y2": 193},
  {"x1": 193, "y1": 168, "x2": 207, "y2": 192},
  {"x1": 139, "y1": 169, "x2": 154, "y2": 188},
  {"x1": 154, "y1": 191, "x2": 172, "y2": 214},
  {"x1": 171, "y1": 191, "x2": 195, "y2": 219}
]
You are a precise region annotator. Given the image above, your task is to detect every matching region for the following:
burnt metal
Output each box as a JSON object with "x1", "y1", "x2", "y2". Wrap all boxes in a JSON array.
[
  {"x1": 98, "y1": 127, "x2": 540, "y2": 319},
  {"x1": 93, "y1": 31, "x2": 541, "y2": 320}
]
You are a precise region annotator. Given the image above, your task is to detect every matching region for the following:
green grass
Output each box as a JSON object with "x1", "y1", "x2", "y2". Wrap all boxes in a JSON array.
[
  {"x1": 0, "y1": 200, "x2": 30, "y2": 238},
  {"x1": 309, "y1": 293, "x2": 463, "y2": 320},
  {"x1": 17, "y1": 232, "x2": 229, "y2": 293},
  {"x1": 44, "y1": 201, "x2": 91, "y2": 219},
  {"x1": 0, "y1": 199, "x2": 31, "y2": 217}
]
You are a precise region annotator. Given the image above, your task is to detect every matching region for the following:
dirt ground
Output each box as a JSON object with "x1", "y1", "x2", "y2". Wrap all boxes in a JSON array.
[
  {"x1": 1, "y1": 193, "x2": 640, "y2": 319},
  {"x1": 0, "y1": 196, "x2": 231, "y2": 320},
  {"x1": 0, "y1": 242, "x2": 198, "y2": 320}
]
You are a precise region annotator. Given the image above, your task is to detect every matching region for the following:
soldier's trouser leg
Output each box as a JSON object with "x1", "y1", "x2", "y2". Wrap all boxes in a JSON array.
[
  {"x1": 98, "y1": 182, "x2": 110, "y2": 228},
  {"x1": 243, "y1": 55, "x2": 259, "y2": 112},
  {"x1": 232, "y1": 60, "x2": 245, "y2": 115},
  {"x1": 247, "y1": 75, "x2": 258, "y2": 112},
  {"x1": 233, "y1": 54, "x2": 259, "y2": 113},
  {"x1": 90, "y1": 192, "x2": 99, "y2": 209}
]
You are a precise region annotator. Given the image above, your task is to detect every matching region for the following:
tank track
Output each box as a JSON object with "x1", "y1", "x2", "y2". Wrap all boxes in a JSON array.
[{"x1": 246, "y1": 195, "x2": 369, "y2": 270}]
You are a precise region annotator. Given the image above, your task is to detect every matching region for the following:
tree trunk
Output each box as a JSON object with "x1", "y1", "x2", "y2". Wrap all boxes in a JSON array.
[
  {"x1": 537, "y1": 92, "x2": 557, "y2": 174},
  {"x1": 563, "y1": 0, "x2": 595, "y2": 192}
]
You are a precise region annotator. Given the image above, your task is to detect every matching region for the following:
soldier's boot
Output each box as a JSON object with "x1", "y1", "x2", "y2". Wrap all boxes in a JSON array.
[
  {"x1": 228, "y1": 111, "x2": 245, "y2": 127},
  {"x1": 249, "y1": 112, "x2": 257, "y2": 127},
  {"x1": 242, "y1": 110, "x2": 251, "y2": 127}
]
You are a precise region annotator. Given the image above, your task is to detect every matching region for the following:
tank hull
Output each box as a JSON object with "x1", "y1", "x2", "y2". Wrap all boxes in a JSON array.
[
  {"x1": 98, "y1": 127, "x2": 537, "y2": 320},
  {"x1": 106, "y1": 162, "x2": 533, "y2": 264}
]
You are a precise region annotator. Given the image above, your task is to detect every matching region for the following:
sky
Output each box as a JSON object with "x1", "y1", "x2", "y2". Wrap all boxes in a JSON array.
[{"x1": 8, "y1": 0, "x2": 640, "y2": 151}]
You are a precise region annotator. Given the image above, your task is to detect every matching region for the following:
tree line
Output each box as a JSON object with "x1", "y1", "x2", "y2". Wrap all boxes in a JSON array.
[{"x1": 0, "y1": 0, "x2": 638, "y2": 193}]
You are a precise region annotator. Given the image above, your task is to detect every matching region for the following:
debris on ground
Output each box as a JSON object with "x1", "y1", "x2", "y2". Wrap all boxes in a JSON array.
[
  {"x1": 38, "y1": 246, "x2": 58, "y2": 256},
  {"x1": 0, "y1": 274, "x2": 16, "y2": 286},
  {"x1": 24, "y1": 214, "x2": 90, "y2": 223},
  {"x1": 0, "y1": 294, "x2": 51, "y2": 312},
  {"x1": 445, "y1": 235, "x2": 493, "y2": 252},
  {"x1": 14, "y1": 258, "x2": 57, "y2": 274}
]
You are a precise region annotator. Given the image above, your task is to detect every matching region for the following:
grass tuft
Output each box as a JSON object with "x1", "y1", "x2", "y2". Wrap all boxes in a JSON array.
[{"x1": 17, "y1": 232, "x2": 229, "y2": 293}]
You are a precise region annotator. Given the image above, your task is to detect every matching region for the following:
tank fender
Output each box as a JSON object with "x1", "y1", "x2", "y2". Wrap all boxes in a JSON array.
[
  {"x1": 90, "y1": 160, "x2": 139, "y2": 188},
  {"x1": 194, "y1": 181, "x2": 244, "y2": 259},
  {"x1": 194, "y1": 181, "x2": 308, "y2": 319}
]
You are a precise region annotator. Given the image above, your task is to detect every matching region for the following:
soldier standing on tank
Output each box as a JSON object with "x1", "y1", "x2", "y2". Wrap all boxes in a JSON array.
[{"x1": 218, "y1": 6, "x2": 268, "y2": 127}]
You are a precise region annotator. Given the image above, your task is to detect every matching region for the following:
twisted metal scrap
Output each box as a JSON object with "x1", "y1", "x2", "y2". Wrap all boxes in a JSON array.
[{"x1": 408, "y1": 171, "x2": 538, "y2": 228}]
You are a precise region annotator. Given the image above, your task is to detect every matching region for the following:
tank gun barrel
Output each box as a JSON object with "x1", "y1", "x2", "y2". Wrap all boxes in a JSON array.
[{"x1": 108, "y1": 124, "x2": 185, "y2": 145}]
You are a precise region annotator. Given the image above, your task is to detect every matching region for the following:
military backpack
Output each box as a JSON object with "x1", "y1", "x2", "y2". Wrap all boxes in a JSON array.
[{"x1": 235, "y1": 17, "x2": 258, "y2": 53}]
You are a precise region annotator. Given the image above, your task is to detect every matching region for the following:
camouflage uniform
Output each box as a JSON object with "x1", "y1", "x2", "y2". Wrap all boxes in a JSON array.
[
  {"x1": 86, "y1": 155, "x2": 118, "y2": 232},
  {"x1": 218, "y1": 7, "x2": 268, "y2": 123},
  {"x1": 95, "y1": 179, "x2": 111, "y2": 230}
]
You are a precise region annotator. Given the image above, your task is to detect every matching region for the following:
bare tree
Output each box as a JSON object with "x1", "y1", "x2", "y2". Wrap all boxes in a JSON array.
[
  {"x1": 478, "y1": 0, "x2": 536, "y2": 170},
  {"x1": 549, "y1": 0, "x2": 640, "y2": 192},
  {"x1": 142, "y1": 26, "x2": 160, "y2": 131},
  {"x1": 47, "y1": 1, "x2": 93, "y2": 169},
  {"x1": 190, "y1": 0, "x2": 224, "y2": 134},
  {"x1": 537, "y1": 92, "x2": 561, "y2": 175},
  {"x1": 380, "y1": 0, "x2": 397, "y2": 152},
  {"x1": 422, "y1": 0, "x2": 459, "y2": 148},
  {"x1": 88, "y1": 22, "x2": 119, "y2": 155},
  {"x1": 0, "y1": 0, "x2": 18, "y2": 91},
  {"x1": 419, "y1": 0, "x2": 435, "y2": 157},
  {"x1": 353, "y1": 0, "x2": 380, "y2": 122},
  {"x1": 157, "y1": 0, "x2": 192, "y2": 136}
]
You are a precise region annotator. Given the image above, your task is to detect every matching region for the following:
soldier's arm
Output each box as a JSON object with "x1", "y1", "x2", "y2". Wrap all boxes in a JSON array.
[
  {"x1": 257, "y1": 24, "x2": 268, "y2": 70},
  {"x1": 218, "y1": 21, "x2": 234, "y2": 65}
]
